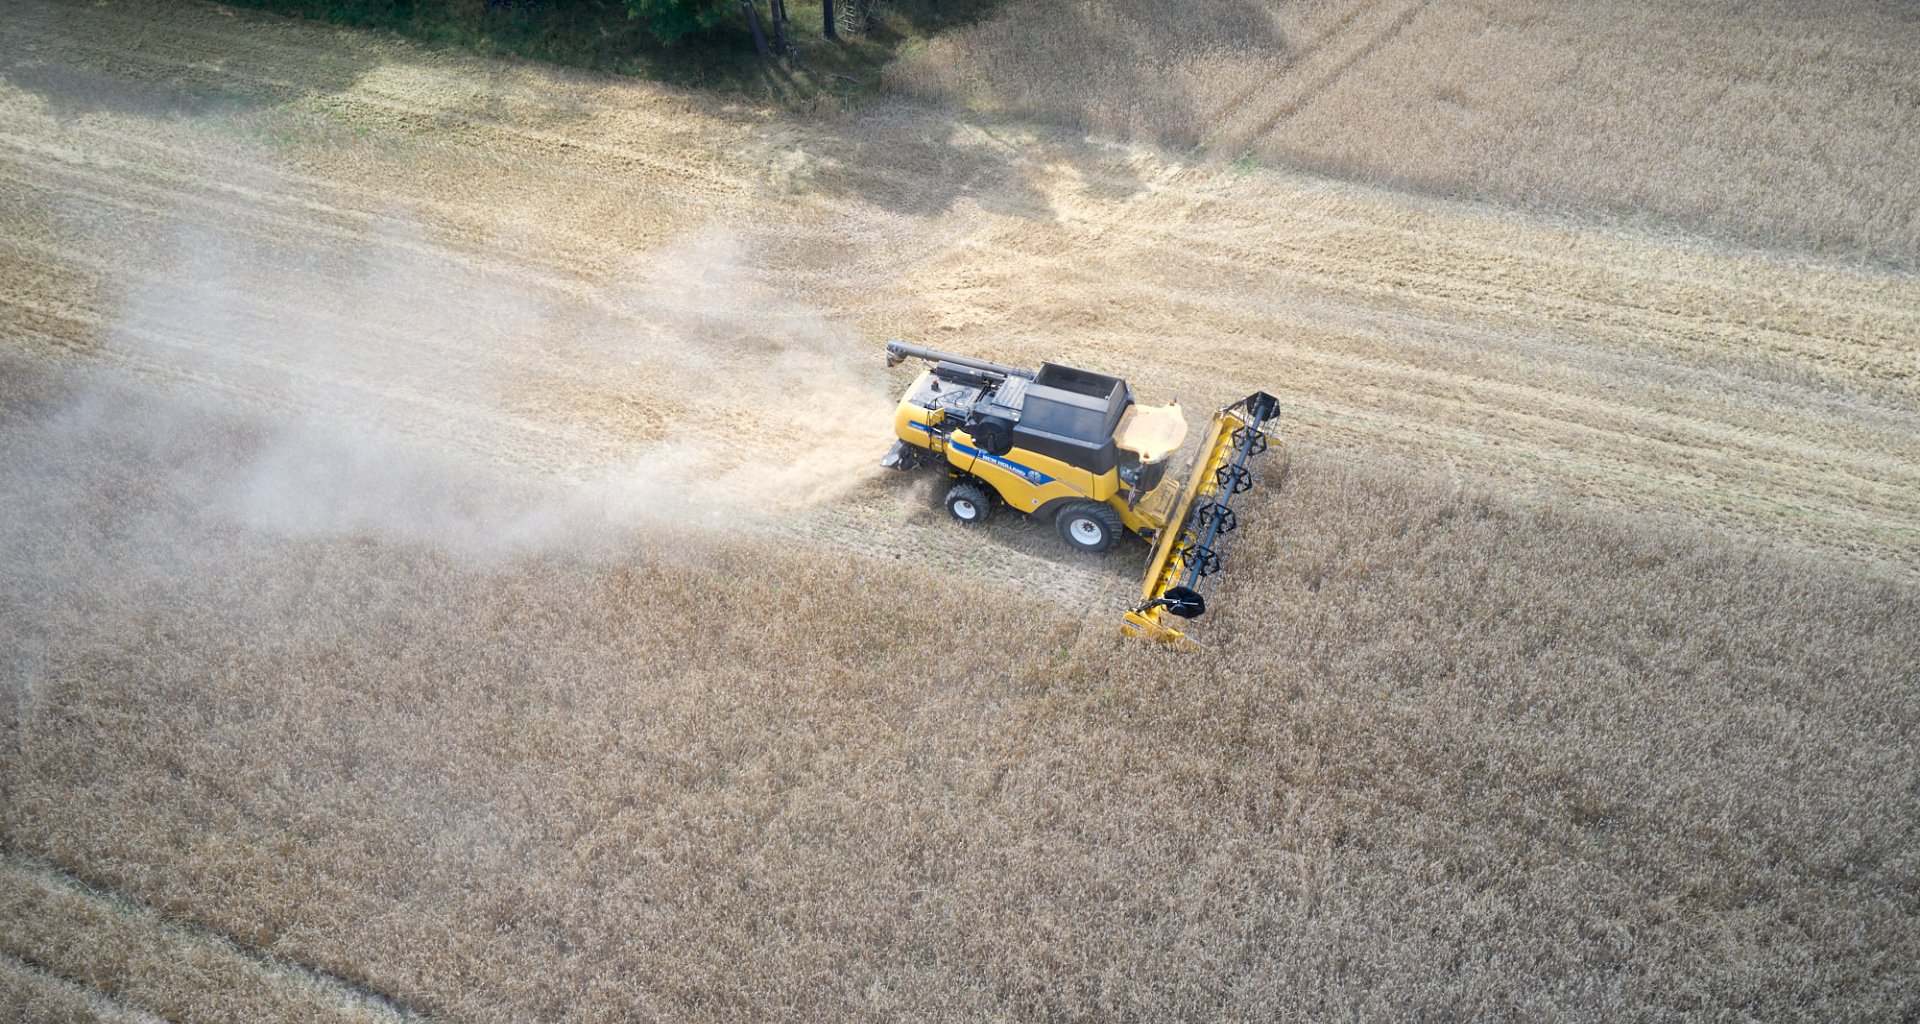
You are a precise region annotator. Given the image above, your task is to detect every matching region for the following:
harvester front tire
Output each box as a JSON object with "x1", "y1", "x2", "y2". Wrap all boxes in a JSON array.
[
  {"x1": 1056, "y1": 501, "x2": 1122, "y2": 554},
  {"x1": 945, "y1": 482, "x2": 992, "y2": 525}
]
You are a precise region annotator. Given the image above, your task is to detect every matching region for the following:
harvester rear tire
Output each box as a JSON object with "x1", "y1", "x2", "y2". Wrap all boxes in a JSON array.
[
  {"x1": 1056, "y1": 501, "x2": 1122, "y2": 554},
  {"x1": 945, "y1": 482, "x2": 992, "y2": 525}
]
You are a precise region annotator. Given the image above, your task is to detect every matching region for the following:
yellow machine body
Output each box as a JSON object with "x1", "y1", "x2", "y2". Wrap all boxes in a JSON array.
[
  {"x1": 890, "y1": 371, "x2": 1189, "y2": 535},
  {"x1": 881, "y1": 342, "x2": 1281, "y2": 649}
]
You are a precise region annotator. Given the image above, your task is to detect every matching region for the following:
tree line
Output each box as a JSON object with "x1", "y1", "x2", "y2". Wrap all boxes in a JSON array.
[{"x1": 625, "y1": 0, "x2": 840, "y2": 55}]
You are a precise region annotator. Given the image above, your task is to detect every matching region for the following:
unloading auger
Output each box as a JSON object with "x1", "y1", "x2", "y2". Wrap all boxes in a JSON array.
[{"x1": 878, "y1": 341, "x2": 1281, "y2": 647}]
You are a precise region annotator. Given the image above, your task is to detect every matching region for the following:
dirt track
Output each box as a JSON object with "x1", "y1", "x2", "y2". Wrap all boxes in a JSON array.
[{"x1": 4, "y1": 0, "x2": 1918, "y2": 595}]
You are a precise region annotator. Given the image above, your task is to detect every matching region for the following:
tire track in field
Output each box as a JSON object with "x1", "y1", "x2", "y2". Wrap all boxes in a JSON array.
[
  {"x1": 0, "y1": 90, "x2": 1133, "y2": 606},
  {"x1": 12, "y1": 0, "x2": 768, "y2": 185},
  {"x1": 4, "y1": 0, "x2": 1918, "y2": 585},
  {"x1": 1022, "y1": 161, "x2": 1920, "y2": 374},
  {"x1": 938, "y1": 161, "x2": 1920, "y2": 418},
  {"x1": 1203, "y1": 0, "x2": 1437, "y2": 156},
  {"x1": 0, "y1": 853, "x2": 424, "y2": 1023},
  {"x1": 1195, "y1": 0, "x2": 1376, "y2": 150},
  {"x1": 895, "y1": 187, "x2": 1920, "y2": 430},
  {"x1": 0, "y1": 950, "x2": 167, "y2": 1024},
  {"x1": 847, "y1": 186, "x2": 1920, "y2": 574}
]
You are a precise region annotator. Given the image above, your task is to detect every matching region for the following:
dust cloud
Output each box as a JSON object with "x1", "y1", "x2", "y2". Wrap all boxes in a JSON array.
[
  {"x1": 0, "y1": 201, "x2": 897, "y2": 699},
  {"x1": 582, "y1": 228, "x2": 900, "y2": 516},
  {"x1": 9, "y1": 206, "x2": 895, "y2": 556}
]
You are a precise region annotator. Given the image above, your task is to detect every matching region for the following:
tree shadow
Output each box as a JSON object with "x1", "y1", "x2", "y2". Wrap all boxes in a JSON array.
[
  {"x1": 0, "y1": 0, "x2": 377, "y2": 122},
  {"x1": 0, "y1": 0, "x2": 621, "y2": 169},
  {"x1": 884, "y1": 0, "x2": 1291, "y2": 154},
  {"x1": 781, "y1": 100, "x2": 1159, "y2": 222},
  {"x1": 771, "y1": 0, "x2": 1300, "y2": 219}
]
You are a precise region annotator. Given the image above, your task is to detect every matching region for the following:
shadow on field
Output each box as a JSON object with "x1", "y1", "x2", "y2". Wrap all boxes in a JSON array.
[
  {"x1": 879, "y1": 469, "x2": 1143, "y2": 586},
  {"x1": 786, "y1": 0, "x2": 1306, "y2": 218},
  {"x1": 789, "y1": 104, "x2": 1156, "y2": 220},
  {"x1": 0, "y1": 0, "x2": 375, "y2": 121},
  {"x1": 886, "y1": 0, "x2": 1292, "y2": 152},
  {"x1": 2, "y1": 0, "x2": 604, "y2": 143}
]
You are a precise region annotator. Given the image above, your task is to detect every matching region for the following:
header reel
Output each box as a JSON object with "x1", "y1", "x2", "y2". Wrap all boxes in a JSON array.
[{"x1": 1122, "y1": 391, "x2": 1282, "y2": 647}]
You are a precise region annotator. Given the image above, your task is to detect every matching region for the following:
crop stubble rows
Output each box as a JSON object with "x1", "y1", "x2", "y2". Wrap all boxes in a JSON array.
[{"x1": 5, "y1": 0, "x2": 1918, "y2": 579}]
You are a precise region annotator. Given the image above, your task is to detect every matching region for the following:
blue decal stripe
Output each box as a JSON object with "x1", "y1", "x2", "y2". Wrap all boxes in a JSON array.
[
  {"x1": 953, "y1": 442, "x2": 1054, "y2": 486},
  {"x1": 902, "y1": 420, "x2": 1055, "y2": 485}
]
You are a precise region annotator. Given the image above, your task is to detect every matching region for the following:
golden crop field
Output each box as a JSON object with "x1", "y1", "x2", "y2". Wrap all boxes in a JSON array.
[
  {"x1": 2, "y1": 0, "x2": 1917, "y2": 1020},
  {"x1": 890, "y1": 0, "x2": 1920, "y2": 263}
]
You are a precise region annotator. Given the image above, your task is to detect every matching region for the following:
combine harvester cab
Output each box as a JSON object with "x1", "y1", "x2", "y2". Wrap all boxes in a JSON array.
[{"x1": 880, "y1": 341, "x2": 1281, "y2": 647}]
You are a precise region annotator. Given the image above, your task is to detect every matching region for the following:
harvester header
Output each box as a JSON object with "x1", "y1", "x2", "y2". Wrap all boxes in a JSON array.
[{"x1": 879, "y1": 341, "x2": 1281, "y2": 646}]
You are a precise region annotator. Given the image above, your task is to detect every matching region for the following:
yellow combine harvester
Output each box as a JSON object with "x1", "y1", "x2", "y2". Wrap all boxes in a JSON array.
[{"x1": 880, "y1": 342, "x2": 1280, "y2": 645}]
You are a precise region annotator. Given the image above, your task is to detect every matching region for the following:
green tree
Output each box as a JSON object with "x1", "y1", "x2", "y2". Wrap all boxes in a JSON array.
[{"x1": 623, "y1": 0, "x2": 735, "y2": 46}]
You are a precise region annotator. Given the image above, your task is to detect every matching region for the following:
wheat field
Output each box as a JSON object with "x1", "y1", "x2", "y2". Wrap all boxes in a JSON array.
[
  {"x1": 889, "y1": 0, "x2": 1920, "y2": 264},
  {"x1": 3, "y1": 0, "x2": 1918, "y2": 1020}
]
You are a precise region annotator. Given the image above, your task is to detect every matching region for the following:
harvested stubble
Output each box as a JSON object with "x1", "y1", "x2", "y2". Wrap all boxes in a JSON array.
[
  {"x1": 3, "y1": 380, "x2": 1915, "y2": 1021},
  {"x1": 889, "y1": 0, "x2": 1920, "y2": 263}
]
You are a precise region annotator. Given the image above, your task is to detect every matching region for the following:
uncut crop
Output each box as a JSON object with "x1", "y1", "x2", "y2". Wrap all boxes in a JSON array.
[
  {"x1": 4, "y1": 373, "x2": 1916, "y2": 1021},
  {"x1": 889, "y1": 0, "x2": 1920, "y2": 262}
]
